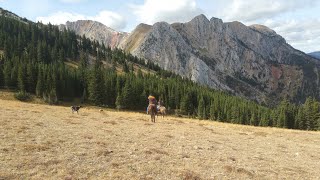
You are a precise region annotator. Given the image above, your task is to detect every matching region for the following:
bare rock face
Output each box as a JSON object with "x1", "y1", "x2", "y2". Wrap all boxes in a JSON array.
[
  {"x1": 61, "y1": 20, "x2": 128, "y2": 49},
  {"x1": 121, "y1": 14, "x2": 320, "y2": 104}
]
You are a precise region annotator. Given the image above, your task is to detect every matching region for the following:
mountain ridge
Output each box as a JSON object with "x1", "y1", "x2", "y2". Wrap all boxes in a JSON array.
[
  {"x1": 60, "y1": 20, "x2": 128, "y2": 49},
  {"x1": 119, "y1": 14, "x2": 320, "y2": 104},
  {"x1": 5, "y1": 10, "x2": 319, "y2": 104}
]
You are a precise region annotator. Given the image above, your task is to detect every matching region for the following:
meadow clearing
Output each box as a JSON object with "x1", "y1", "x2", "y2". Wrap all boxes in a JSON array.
[{"x1": 0, "y1": 94, "x2": 319, "y2": 179}]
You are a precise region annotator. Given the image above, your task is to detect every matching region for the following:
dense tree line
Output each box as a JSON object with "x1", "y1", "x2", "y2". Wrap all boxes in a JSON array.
[{"x1": 0, "y1": 15, "x2": 319, "y2": 130}]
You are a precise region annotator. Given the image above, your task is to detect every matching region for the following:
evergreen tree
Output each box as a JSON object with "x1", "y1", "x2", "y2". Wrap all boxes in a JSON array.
[
  {"x1": 209, "y1": 100, "x2": 215, "y2": 120},
  {"x1": 121, "y1": 79, "x2": 133, "y2": 109},
  {"x1": 88, "y1": 65, "x2": 105, "y2": 105},
  {"x1": 36, "y1": 67, "x2": 44, "y2": 97},
  {"x1": 198, "y1": 96, "x2": 205, "y2": 120},
  {"x1": 26, "y1": 62, "x2": 35, "y2": 93},
  {"x1": 115, "y1": 93, "x2": 123, "y2": 110},
  {"x1": 37, "y1": 42, "x2": 44, "y2": 63},
  {"x1": 3, "y1": 59, "x2": 12, "y2": 88},
  {"x1": 296, "y1": 107, "x2": 305, "y2": 129},
  {"x1": 0, "y1": 63, "x2": 3, "y2": 87},
  {"x1": 17, "y1": 64, "x2": 26, "y2": 92},
  {"x1": 180, "y1": 92, "x2": 192, "y2": 116}
]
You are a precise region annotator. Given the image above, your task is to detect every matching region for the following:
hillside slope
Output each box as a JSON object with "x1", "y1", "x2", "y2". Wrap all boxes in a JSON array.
[{"x1": 1, "y1": 98, "x2": 319, "y2": 179}]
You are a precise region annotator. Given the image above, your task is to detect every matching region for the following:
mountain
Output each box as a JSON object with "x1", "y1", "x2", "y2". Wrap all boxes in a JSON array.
[
  {"x1": 119, "y1": 14, "x2": 320, "y2": 104},
  {"x1": 308, "y1": 51, "x2": 320, "y2": 60},
  {"x1": 52, "y1": 15, "x2": 320, "y2": 104},
  {"x1": 60, "y1": 20, "x2": 128, "y2": 49},
  {"x1": 0, "y1": 7, "x2": 30, "y2": 23},
  {"x1": 1, "y1": 8, "x2": 319, "y2": 130}
]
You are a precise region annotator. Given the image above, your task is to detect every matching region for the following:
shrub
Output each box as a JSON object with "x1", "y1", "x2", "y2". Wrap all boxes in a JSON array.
[{"x1": 14, "y1": 91, "x2": 31, "y2": 101}]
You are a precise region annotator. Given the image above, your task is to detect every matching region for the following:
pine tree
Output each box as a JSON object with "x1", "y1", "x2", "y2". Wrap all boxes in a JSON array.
[
  {"x1": 180, "y1": 92, "x2": 192, "y2": 116},
  {"x1": 37, "y1": 42, "x2": 44, "y2": 63},
  {"x1": 26, "y1": 62, "x2": 35, "y2": 93},
  {"x1": 209, "y1": 100, "x2": 215, "y2": 120},
  {"x1": 0, "y1": 64, "x2": 3, "y2": 88},
  {"x1": 122, "y1": 79, "x2": 133, "y2": 109},
  {"x1": 230, "y1": 106, "x2": 238, "y2": 124},
  {"x1": 303, "y1": 97, "x2": 313, "y2": 130},
  {"x1": 3, "y1": 59, "x2": 12, "y2": 88},
  {"x1": 36, "y1": 67, "x2": 44, "y2": 97},
  {"x1": 115, "y1": 93, "x2": 123, "y2": 110},
  {"x1": 17, "y1": 64, "x2": 26, "y2": 92},
  {"x1": 198, "y1": 96, "x2": 205, "y2": 120},
  {"x1": 88, "y1": 66, "x2": 105, "y2": 105},
  {"x1": 296, "y1": 107, "x2": 305, "y2": 129}
]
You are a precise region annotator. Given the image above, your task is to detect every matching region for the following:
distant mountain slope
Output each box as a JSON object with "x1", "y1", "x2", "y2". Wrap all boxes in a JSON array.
[
  {"x1": 60, "y1": 20, "x2": 128, "y2": 49},
  {"x1": 308, "y1": 51, "x2": 320, "y2": 60},
  {"x1": 0, "y1": 7, "x2": 30, "y2": 23},
  {"x1": 120, "y1": 14, "x2": 320, "y2": 104}
]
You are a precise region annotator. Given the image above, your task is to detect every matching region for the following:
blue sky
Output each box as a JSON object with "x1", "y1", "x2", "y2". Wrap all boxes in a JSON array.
[{"x1": 1, "y1": 0, "x2": 320, "y2": 53}]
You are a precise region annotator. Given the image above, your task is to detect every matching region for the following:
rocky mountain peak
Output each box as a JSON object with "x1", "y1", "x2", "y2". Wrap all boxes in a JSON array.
[
  {"x1": 191, "y1": 14, "x2": 210, "y2": 23},
  {"x1": 249, "y1": 24, "x2": 277, "y2": 36},
  {"x1": 120, "y1": 15, "x2": 320, "y2": 104},
  {"x1": 61, "y1": 20, "x2": 128, "y2": 49}
]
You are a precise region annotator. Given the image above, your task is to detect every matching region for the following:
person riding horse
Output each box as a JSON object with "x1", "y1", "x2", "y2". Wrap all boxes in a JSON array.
[
  {"x1": 147, "y1": 95, "x2": 158, "y2": 122},
  {"x1": 147, "y1": 95, "x2": 157, "y2": 114}
]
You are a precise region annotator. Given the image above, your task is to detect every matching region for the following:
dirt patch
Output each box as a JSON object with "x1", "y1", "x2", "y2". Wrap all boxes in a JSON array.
[
  {"x1": 22, "y1": 144, "x2": 50, "y2": 152},
  {"x1": 103, "y1": 120, "x2": 117, "y2": 125},
  {"x1": 252, "y1": 131, "x2": 268, "y2": 137},
  {"x1": 180, "y1": 170, "x2": 202, "y2": 180}
]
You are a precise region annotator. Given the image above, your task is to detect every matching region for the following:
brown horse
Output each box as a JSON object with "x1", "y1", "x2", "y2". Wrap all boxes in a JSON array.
[
  {"x1": 157, "y1": 106, "x2": 166, "y2": 118},
  {"x1": 148, "y1": 104, "x2": 157, "y2": 123}
]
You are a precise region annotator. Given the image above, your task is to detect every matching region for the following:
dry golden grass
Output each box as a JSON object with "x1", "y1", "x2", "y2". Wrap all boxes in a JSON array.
[{"x1": 0, "y1": 98, "x2": 320, "y2": 179}]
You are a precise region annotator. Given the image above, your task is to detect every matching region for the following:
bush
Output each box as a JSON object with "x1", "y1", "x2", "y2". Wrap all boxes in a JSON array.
[
  {"x1": 14, "y1": 91, "x2": 31, "y2": 101},
  {"x1": 43, "y1": 90, "x2": 58, "y2": 105}
]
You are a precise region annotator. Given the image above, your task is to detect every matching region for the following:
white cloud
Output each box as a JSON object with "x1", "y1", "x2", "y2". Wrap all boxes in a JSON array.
[
  {"x1": 36, "y1": 10, "x2": 126, "y2": 30},
  {"x1": 131, "y1": 0, "x2": 203, "y2": 25},
  {"x1": 93, "y1": 11, "x2": 127, "y2": 30},
  {"x1": 220, "y1": 0, "x2": 315, "y2": 22},
  {"x1": 263, "y1": 18, "x2": 320, "y2": 53}
]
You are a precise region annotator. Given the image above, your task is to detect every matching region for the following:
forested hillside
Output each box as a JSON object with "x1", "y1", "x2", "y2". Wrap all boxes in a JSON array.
[{"x1": 0, "y1": 15, "x2": 319, "y2": 130}]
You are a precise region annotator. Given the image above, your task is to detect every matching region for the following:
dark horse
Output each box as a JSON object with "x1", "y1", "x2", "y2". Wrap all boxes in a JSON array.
[{"x1": 148, "y1": 104, "x2": 157, "y2": 123}]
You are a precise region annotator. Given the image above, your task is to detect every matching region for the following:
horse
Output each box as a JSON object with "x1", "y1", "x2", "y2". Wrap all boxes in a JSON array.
[
  {"x1": 157, "y1": 106, "x2": 166, "y2": 118},
  {"x1": 71, "y1": 106, "x2": 82, "y2": 114},
  {"x1": 148, "y1": 104, "x2": 157, "y2": 123}
]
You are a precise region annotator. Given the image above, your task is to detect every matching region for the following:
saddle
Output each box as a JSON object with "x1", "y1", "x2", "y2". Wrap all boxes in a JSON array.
[{"x1": 148, "y1": 104, "x2": 157, "y2": 113}]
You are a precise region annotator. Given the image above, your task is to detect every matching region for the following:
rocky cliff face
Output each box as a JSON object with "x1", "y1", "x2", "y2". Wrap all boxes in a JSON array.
[
  {"x1": 60, "y1": 20, "x2": 128, "y2": 49},
  {"x1": 121, "y1": 15, "x2": 320, "y2": 104},
  {"x1": 63, "y1": 15, "x2": 320, "y2": 104}
]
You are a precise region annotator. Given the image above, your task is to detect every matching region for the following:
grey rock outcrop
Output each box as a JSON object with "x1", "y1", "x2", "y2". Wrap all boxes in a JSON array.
[{"x1": 60, "y1": 20, "x2": 128, "y2": 49}]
